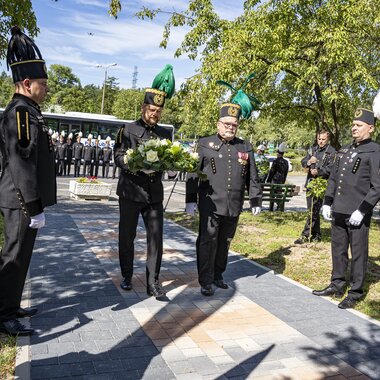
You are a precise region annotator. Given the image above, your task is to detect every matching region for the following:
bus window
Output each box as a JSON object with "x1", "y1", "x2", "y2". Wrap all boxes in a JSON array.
[
  {"x1": 59, "y1": 122, "x2": 70, "y2": 136},
  {"x1": 99, "y1": 123, "x2": 120, "y2": 140},
  {"x1": 45, "y1": 118, "x2": 59, "y2": 132},
  {"x1": 83, "y1": 122, "x2": 95, "y2": 138},
  {"x1": 70, "y1": 124, "x2": 81, "y2": 138}
]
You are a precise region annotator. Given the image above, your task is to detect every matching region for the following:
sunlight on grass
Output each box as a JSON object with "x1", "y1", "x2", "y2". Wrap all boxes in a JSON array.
[{"x1": 165, "y1": 210, "x2": 380, "y2": 320}]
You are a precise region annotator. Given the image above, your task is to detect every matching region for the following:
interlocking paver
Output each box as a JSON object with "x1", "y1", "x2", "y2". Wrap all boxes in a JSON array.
[{"x1": 18, "y1": 195, "x2": 380, "y2": 380}]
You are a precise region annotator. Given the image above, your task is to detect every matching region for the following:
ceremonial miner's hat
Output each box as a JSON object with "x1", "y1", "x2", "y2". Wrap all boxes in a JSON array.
[
  {"x1": 6, "y1": 26, "x2": 48, "y2": 83},
  {"x1": 144, "y1": 64, "x2": 175, "y2": 107},
  {"x1": 353, "y1": 108, "x2": 375, "y2": 126},
  {"x1": 217, "y1": 73, "x2": 260, "y2": 120}
]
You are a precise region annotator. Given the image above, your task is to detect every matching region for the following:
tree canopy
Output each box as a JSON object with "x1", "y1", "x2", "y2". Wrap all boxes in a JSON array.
[{"x1": 139, "y1": 0, "x2": 380, "y2": 147}]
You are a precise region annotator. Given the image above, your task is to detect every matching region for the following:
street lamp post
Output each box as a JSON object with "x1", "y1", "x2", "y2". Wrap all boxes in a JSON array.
[{"x1": 96, "y1": 63, "x2": 117, "y2": 114}]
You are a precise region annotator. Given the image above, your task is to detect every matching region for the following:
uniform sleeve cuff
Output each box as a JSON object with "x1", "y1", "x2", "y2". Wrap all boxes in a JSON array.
[
  {"x1": 358, "y1": 201, "x2": 373, "y2": 215},
  {"x1": 26, "y1": 199, "x2": 43, "y2": 217},
  {"x1": 250, "y1": 198, "x2": 261, "y2": 208},
  {"x1": 324, "y1": 196, "x2": 333, "y2": 206}
]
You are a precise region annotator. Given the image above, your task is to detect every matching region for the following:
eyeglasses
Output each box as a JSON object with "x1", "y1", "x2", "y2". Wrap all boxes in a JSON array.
[
  {"x1": 219, "y1": 121, "x2": 238, "y2": 129},
  {"x1": 146, "y1": 107, "x2": 162, "y2": 115}
]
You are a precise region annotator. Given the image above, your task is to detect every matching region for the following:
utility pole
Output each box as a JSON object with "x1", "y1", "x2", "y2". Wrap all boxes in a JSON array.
[
  {"x1": 96, "y1": 63, "x2": 117, "y2": 114},
  {"x1": 132, "y1": 66, "x2": 138, "y2": 89}
]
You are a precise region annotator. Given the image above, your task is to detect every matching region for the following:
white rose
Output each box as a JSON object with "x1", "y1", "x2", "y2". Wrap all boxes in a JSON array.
[
  {"x1": 173, "y1": 141, "x2": 181, "y2": 147},
  {"x1": 138, "y1": 145, "x2": 145, "y2": 154},
  {"x1": 190, "y1": 152, "x2": 199, "y2": 159},
  {"x1": 126, "y1": 148, "x2": 134, "y2": 156},
  {"x1": 160, "y1": 139, "x2": 169, "y2": 146},
  {"x1": 146, "y1": 150, "x2": 159, "y2": 162},
  {"x1": 145, "y1": 139, "x2": 158, "y2": 148},
  {"x1": 124, "y1": 155, "x2": 130, "y2": 164}
]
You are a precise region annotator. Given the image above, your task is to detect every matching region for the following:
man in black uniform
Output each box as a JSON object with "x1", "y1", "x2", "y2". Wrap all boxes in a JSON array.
[
  {"x1": 266, "y1": 143, "x2": 289, "y2": 185},
  {"x1": 56, "y1": 133, "x2": 66, "y2": 176},
  {"x1": 114, "y1": 65, "x2": 175, "y2": 298},
  {"x1": 313, "y1": 108, "x2": 380, "y2": 309},
  {"x1": 295, "y1": 129, "x2": 336, "y2": 243},
  {"x1": 102, "y1": 136, "x2": 113, "y2": 178},
  {"x1": 93, "y1": 137, "x2": 102, "y2": 178},
  {"x1": 0, "y1": 27, "x2": 56, "y2": 336},
  {"x1": 186, "y1": 101, "x2": 262, "y2": 296},
  {"x1": 65, "y1": 133, "x2": 74, "y2": 177},
  {"x1": 82, "y1": 134, "x2": 94, "y2": 177},
  {"x1": 73, "y1": 133, "x2": 84, "y2": 177}
]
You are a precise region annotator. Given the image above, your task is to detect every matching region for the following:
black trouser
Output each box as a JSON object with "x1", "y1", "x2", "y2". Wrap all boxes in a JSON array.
[
  {"x1": 330, "y1": 212, "x2": 371, "y2": 299},
  {"x1": 196, "y1": 211, "x2": 239, "y2": 286},
  {"x1": 65, "y1": 159, "x2": 72, "y2": 177},
  {"x1": 102, "y1": 162, "x2": 110, "y2": 178},
  {"x1": 93, "y1": 161, "x2": 100, "y2": 177},
  {"x1": 302, "y1": 195, "x2": 322, "y2": 238},
  {"x1": 0, "y1": 207, "x2": 38, "y2": 322},
  {"x1": 74, "y1": 159, "x2": 81, "y2": 177},
  {"x1": 57, "y1": 159, "x2": 65, "y2": 176},
  {"x1": 119, "y1": 199, "x2": 164, "y2": 286},
  {"x1": 112, "y1": 165, "x2": 119, "y2": 179},
  {"x1": 83, "y1": 161, "x2": 92, "y2": 177}
]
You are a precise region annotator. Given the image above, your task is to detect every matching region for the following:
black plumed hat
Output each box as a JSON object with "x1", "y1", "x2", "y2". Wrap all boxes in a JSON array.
[
  {"x1": 7, "y1": 26, "x2": 48, "y2": 83},
  {"x1": 353, "y1": 108, "x2": 375, "y2": 126}
]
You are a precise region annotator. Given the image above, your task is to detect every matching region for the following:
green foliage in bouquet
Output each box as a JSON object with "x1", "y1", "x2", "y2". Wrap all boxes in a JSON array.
[
  {"x1": 124, "y1": 138, "x2": 200, "y2": 174},
  {"x1": 306, "y1": 177, "x2": 328, "y2": 199}
]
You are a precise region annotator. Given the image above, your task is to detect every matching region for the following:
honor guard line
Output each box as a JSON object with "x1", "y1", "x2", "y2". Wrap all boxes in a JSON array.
[{"x1": 0, "y1": 109, "x2": 175, "y2": 148}]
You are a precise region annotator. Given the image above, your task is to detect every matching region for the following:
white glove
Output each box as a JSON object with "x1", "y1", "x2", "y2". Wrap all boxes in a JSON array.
[
  {"x1": 349, "y1": 210, "x2": 364, "y2": 226},
  {"x1": 91, "y1": 160, "x2": 94, "y2": 163},
  {"x1": 185, "y1": 202, "x2": 197, "y2": 216},
  {"x1": 252, "y1": 207, "x2": 261, "y2": 216},
  {"x1": 321, "y1": 205, "x2": 332, "y2": 221},
  {"x1": 29, "y1": 212, "x2": 45, "y2": 229}
]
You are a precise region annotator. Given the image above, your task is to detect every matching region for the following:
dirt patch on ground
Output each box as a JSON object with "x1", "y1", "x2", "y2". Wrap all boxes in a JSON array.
[{"x1": 239, "y1": 225, "x2": 268, "y2": 234}]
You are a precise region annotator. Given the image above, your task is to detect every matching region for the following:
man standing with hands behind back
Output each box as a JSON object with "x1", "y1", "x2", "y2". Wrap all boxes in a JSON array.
[
  {"x1": 313, "y1": 108, "x2": 380, "y2": 309},
  {"x1": 186, "y1": 81, "x2": 262, "y2": 296},
  {"x1": 0, "y1": 27, "x2": 56, "y2": 335}
]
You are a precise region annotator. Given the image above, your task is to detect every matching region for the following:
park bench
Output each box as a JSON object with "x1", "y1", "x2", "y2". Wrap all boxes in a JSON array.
[{"x1": 259, "y1": 183, "x2": 297, "y2": 211}]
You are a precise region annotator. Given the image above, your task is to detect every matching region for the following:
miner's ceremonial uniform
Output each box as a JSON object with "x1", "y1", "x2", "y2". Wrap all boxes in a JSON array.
[
  {"x1": 73, "y1": 138, "x2": 84, "y2": 177},
  {"x1": 65, "y1": 138, "x2": 73, "y2": 176},
  {"x1": 324, "y1": 139, "x2": 380, "y2": 300},
  {"x1": 82, "y1": 142, "x2": 94, "y2": 177},
  {"x1": 56, "y1": 139, "x2": 66, "y2": 176},
  {"x1": 102, "y1": 142, "x2": 113, "y2": 178},
  {"x1": 115, "y1": 119, "x2": 172, "y2": 288},
  {"x1": 93, "y1": 142, "x2": 102, "y2": 177},
  {"x1": 0, "y1": 97, "x2": 56, "y2": 327},
  {"x1": 115, "y1": 64, "x2": 175, "y2": 299},
  {"x1": 313, "y1": 108, "x2": 380, "y2": 308},
  {"x1": 187, "y1": 134, "x2": 262, "y2": 288}
]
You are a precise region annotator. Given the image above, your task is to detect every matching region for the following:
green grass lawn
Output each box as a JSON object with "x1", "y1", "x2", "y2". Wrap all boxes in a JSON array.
[
  {"x1": 0, "y1": 214, "x2": 17, "y2": 380},
  {"x1": 165, "y1": 210, "x2": 380, "y2": 320}
]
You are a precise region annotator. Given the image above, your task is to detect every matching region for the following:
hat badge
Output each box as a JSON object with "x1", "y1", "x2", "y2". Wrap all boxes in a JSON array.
[
  {"x1": 153, "y1": 94, "x2": 164, "y2": 106},
  {"x1": 355, "y1": 109, "x2": 363, "y2": 118},
  {"x1": 228, "y1": 106, "x2": 238, "y2": 117}
]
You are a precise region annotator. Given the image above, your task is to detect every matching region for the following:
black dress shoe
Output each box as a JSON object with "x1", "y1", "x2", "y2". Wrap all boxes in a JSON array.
[
  {"x1": 200, "y1": 284, "x2": 214, "y2": 296},
  {"x1": 16, "y1": 307, "x2": 38, "y2": 318},
  {"x1": 213, "y1": 280, "x2": 229, "y2": 289},
  {"x1": 120, "y1": 278, "x2": 133, "y2": 291},
  {"x1": 0, "y1": 319, "x2": 34, "y2": 336},
  {"x1": 312, "y1": 285, "x2": 344, "y2": 297},
  {"x1": 294, "y1": 236, "x2": 308, "y2": 244},
  {"x1": 147, "y1": 283, "x2": 166, "y2": 298},
  {"x1": 338, "y1": 296, "x2": 357, "y2": 309}
]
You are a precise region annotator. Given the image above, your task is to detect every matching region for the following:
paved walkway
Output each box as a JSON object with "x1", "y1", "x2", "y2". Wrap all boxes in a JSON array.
[{"x1": 16, "y1": 198, "x2": 380, "y2": 380}]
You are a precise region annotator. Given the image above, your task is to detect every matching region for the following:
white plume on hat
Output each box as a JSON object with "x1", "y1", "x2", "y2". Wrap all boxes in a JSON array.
[
  {"x1": 52, "y1": 132, "x2": 58, "y2": 139},
  {"x1": 88, "y1": 133, "x2": 93, "y2": 139},
  {"x1": 61, "y1": 130, "x2": 66, "y2": 137},
  {"x1": 97, "y1": 135, "x2": 102, "y2": 140},
  {"x1": 48, "y1": 128, "x2": 53, "y2": 135},
  {"x1": 373, "y1": 91, "x2": 380, "y2": 119},
  {"x1": 106, "y1": 136, "x2": 111, "y2": 142},
  {"x1": 257, "y1": 144, "x2": 266, "y2": 151},
  {"x1": 278, "y1": 142, "x2": 287, "y2": 153},
  {"x1": 68, "y1": 133, "x2": 73, "y2": 139},
  {"x1": 78, "y1": 132, "x2": 83, "y2": 138}
]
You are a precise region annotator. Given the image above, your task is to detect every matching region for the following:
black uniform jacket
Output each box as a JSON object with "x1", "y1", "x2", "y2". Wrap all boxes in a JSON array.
[
  {"x1": 82, "y1": 144, "x2": 94, "y2": 161},
  {"x1": 186, "y1": 134, "x2": 262, "y2": 217},
  {"x1": 115, "y1": 118, "x2": 172, "y2": 204},
  {"x1": 93, "y1": 145, "x2": 103, "y2": 162},
  {"x1": 0, "y1": 94, "x2": 56, "y2": 216},
  {"x1": 102, "y1": 146, "x2": 113, "y2": 162},
  {"x1": 266, "y1": 157, "x2": 289, "y2": 184},
  {"x1": 324, "y1": 139, "x2": 380, "y2": 215},
  {"x1": 73, "y1": 142, "x2": 84, "y2": 159},
  {"x1": 302, "y1": 144, "x2": 336, "y2": 185}
]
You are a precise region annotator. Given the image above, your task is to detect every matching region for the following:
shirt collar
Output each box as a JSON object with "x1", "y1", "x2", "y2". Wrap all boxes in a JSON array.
[{"x1": 351, "y1": 138, "x2": 371, "y2": 148}]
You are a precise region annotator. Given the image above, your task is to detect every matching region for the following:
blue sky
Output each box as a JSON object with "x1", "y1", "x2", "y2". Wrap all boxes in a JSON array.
[{"x1": 1, "y1": 0, "x2": 244, "y2": 90}]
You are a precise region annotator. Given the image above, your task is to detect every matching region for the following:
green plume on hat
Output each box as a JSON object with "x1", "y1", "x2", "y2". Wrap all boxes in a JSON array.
[
  {"x1": 151, "y1": 64, "x2": 175, "y2": 99},
  {"x1": 217, "y1": 73, "x2": 260, "y2": 119}
]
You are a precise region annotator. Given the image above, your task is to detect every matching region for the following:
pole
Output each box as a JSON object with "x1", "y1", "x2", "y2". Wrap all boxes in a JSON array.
[{"x1": 101, "y1": 68, "x2": 107, "y2": 114}]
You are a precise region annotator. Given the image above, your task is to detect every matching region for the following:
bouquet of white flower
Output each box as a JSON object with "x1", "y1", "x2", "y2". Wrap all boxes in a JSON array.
[{"x1": 124, "y1": 138, "x2": 200, "y2": 174}]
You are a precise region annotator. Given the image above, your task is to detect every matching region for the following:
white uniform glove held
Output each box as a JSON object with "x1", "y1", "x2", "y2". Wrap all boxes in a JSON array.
[
  {"x1": 185, "y1": 203, "x2": 197, "y2": 216},
  {"x1": 252, "y1": 207, "x2": 261, "y2": 216},
  {"x1": 29, "y1": 212, "x2": 45, "y2": 229},
  {"x1": 349, "y1": 210, "x2": 364, "y2": 226},
  {"x1": 321, "y1": 205, "x2": 332, "y2": 221}
]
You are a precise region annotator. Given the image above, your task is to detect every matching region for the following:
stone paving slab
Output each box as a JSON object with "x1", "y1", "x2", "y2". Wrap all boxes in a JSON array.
[{"x1": 17, "y1": 203, "x2": 380, "y2": 379}]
